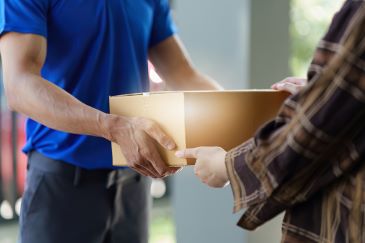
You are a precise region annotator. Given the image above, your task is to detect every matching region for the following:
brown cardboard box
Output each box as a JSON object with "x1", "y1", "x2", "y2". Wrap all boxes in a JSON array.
[{"x1": 110, "y1": 90, "x2": 290, "y2": 167}]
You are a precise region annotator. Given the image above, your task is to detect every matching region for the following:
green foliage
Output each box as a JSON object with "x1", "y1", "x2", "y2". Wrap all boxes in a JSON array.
[
  {"x1": 290, "y1": 0, "x2": 344, "y2": 76},
  {"x1": 150, "y1": 215, "x2": 176, "y2": 243},
  {"x1": 150, "y1": 199, "x2": 176, "y2": 243}
]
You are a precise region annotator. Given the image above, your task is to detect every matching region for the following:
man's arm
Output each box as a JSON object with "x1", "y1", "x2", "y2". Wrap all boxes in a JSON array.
[
  {"x1": 0, "y1": 33, "x2": 178, "y2": 178},
  {"x1": 149, "y1": 35, "x2": 222, "y2": 91},
  {"x1": 1, "y1": 33, "x2": 109, "y2": 138}
]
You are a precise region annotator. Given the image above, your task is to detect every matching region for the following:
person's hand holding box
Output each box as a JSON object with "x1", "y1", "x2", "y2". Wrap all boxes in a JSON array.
[
  {"x1": 174, "y1": 77, "x2": 308, "y2": 187},
  {"x1": 271, "y1": 77, "x2": 307, "y2": 95},
  {"x1": 175, "y1": 147, "x2": 228, "y2": 188}
]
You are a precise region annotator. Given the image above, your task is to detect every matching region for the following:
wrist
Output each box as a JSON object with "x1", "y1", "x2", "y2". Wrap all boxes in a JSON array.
[
  {"x1": 222, "y1": 152, "x2": 229, "y2": 181},
  {"x1": 98, "y1": 113, "x2": 128, "y2": 142},
  {"x1": 221, "y1": 151, "x2": 229, "y2": 182},
  {"x1": 215, "y1": 150, "x2": 228, "y2": 182}
]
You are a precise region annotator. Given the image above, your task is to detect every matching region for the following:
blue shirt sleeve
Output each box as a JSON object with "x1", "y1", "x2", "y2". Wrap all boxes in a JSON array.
[
  {"x1": 149, "y1": 0, "x2": 177, "y2": 47},
  {"x1": 0, "y1": 0, "x2": 49, "y2": 38}
]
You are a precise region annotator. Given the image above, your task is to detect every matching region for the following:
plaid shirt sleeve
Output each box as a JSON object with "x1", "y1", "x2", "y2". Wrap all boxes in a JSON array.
[{"x1": 226, "y1": 0, "x2": 365, "y2": 231}]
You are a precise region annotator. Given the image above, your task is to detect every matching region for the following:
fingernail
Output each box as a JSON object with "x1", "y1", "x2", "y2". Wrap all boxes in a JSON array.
[
  {"x1": 167, "y1": 142, "x2": 176, "y2": 150},
  {"x1": 175, "y1": 151, "x2": 184, "y2": 158}
]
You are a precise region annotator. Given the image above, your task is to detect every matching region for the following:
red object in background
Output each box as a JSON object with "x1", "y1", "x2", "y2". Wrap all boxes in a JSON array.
[
  {"x1": 0, "y1": 92, "x2": 27, "y2": 218},
  {"x1": 16, "y1": 115, "x2": 27, "y2": 194},
  {"x1": 0, "y1": 111, "x2": 27, "y2": 192},
  {"x1": 0, "y1": 111, "x2": 13, "y2": 191}
]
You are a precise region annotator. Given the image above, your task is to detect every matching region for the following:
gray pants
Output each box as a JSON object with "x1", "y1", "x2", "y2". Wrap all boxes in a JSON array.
[{"x1": 19, "y1": 151, "x2": 151, "y2": 243}]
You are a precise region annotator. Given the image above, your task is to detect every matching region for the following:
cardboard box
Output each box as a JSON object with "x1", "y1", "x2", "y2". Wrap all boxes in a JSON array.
[{"x1": 110, "y1": 90, "x2": 290, "y2": 167}]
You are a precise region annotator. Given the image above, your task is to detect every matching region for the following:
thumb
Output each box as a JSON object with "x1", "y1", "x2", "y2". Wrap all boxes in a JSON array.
[{"x1": 175, "y1": 148, "x2": 199, "y2": 159}]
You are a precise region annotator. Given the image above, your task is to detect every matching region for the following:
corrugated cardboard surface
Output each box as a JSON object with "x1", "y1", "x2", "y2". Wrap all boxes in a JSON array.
[{"x1": 110, "y1": 90, "x2": 290, "y2": 167}]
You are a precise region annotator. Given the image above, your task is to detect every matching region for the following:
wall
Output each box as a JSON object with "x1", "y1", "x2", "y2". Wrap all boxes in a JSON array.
[
  {"x1": 171, "y1": 0, "x2": 290, "y2": 242},
  {"x1": 173, "y1": 0, "x2": 251, "y2": 89}
]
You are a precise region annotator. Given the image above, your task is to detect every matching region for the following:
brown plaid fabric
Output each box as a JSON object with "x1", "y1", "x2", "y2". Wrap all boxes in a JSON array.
[{"x1": 226, "y1": 1, "x2": 365, "y2": 242}]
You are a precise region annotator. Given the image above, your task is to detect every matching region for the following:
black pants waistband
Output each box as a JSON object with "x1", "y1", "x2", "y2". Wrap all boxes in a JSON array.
[{"x1": 27, "y1": 151, "x2": 137, "y2": 187}]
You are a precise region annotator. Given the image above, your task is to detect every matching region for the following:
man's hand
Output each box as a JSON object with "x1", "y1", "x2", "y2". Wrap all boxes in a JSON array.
[
  {"x1": 271, "y1": 77, "x2": 307, "y2": 95},
  {"x1": 105, "y1": 115, "x2": 180, "y2": 178},
  {"x1": 175, "y1": 147, "x2": 228, "y2": 188}
]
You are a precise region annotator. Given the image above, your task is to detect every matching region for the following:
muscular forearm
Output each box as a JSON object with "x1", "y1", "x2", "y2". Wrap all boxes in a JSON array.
[
  {"x1": 0, "y1": 32, "x2": 120, "y2": 141},
  {"x1": 5, "y1": 70, "x2": 181, "y2": 177},
  {"x1": 5, "y1": 71, "x2": 115, "y2": 140}
]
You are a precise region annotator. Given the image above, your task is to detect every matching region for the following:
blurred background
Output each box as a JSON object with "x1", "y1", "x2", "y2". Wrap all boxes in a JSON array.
[{"x1": 0, "y1": 0, "x2": 344, "y2": 242}]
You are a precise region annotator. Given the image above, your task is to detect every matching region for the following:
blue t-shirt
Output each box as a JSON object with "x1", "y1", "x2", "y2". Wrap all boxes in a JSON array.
[{"x1": 0, "y1": 0, "x2": 176, "y2": 169}]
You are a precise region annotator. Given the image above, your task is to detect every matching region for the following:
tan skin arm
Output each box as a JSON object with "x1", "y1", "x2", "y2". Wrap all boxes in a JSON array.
[
  {"x1": 0, "y1": 33, "x2": 179, "y2": 178},
  {"x1": 149, "y1": 35, "x2": 222, "y2": 91}
]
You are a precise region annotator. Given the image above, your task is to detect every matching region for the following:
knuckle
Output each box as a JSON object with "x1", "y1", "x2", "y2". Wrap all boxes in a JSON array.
[
  {"x1": 128, "y1": 155, "x2": 144, "y2": 166},
  {"x1": 131, "y1": 117, "x2": 144, "y2": 127},
  {"x1": 143, "y1": 119, "x2": 156, "y2": 131},
  {"x1": 140, "y1": 160, "x2": 150, "y2": 167},
  {"x1": 159, "y1": 134, "x2": 171, "y2": 144},
  {"x1": 140, "y1": 147, "x2": 153, "y2": 159},
  {"x1": 213, "y1": 146, "x2": 221, "y2": 151},
  {"x1": 135, "y1": 118, "x2": 155, "y2": 131},
  {"x1": 145, "y1": 123, "x2": 154, "y2": 132}
]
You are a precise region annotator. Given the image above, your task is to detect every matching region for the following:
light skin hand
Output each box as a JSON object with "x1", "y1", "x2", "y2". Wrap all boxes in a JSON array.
[
  {"x1": 271, "y1": 77, "x2": 307, "y2": 95},
  {"x1": 175, "y1": 147, "x2": 229, "y2": 188},
  {"x1": 0, "y1": 32, "x2": 178, "y2": 178}
]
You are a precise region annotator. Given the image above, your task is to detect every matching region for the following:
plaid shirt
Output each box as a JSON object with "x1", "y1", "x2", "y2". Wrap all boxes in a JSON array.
[{"x1": 226, "y1": 1, "x2": 365, "y2": 242}]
